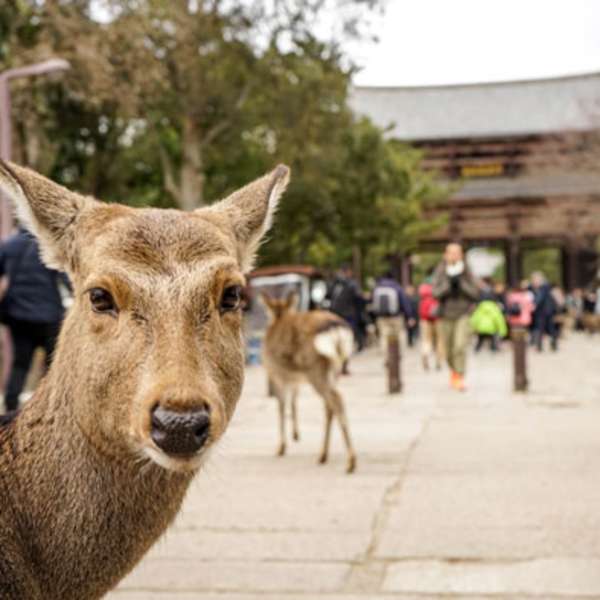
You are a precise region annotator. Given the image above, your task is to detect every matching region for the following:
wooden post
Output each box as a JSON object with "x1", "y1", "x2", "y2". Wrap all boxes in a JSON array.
[
  {"x1": 512, "y1": 327, "x2": 528, "y2": 392},
  {"x1": 506, "y1": 235, "x2": 522, "y2": 288},
  {"x1": 387, "y1": 332, "x2": 402, "y2": 394}
]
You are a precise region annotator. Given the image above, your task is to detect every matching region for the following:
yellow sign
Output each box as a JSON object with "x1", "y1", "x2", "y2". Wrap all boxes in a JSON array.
[{"x1": 461, "y1": 164, "x2": 504, "y2": 178}]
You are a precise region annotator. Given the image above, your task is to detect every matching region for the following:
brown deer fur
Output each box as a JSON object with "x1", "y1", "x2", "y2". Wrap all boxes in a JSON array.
[
  {"x1": 0, "y1": 160, "x2": 289, "y2": 599},
  {"x1": 261, "y1": 293, "x2": 356, "y2": 473}
]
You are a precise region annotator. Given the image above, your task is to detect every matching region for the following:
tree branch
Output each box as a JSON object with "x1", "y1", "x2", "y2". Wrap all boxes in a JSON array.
[
  {"x1": 202, "y1": 83, "x2": 251, "y2": 146},
  {"x1": 158, "y1": 144, "x2": 181, "y2": 201}
]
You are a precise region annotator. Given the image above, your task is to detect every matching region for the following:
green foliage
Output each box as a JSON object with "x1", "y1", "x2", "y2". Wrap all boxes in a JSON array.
[
  {"x1": 523, "y1": 247, "x2": 561, "y2": 284},
  {"x1": 260, "y1": 118, "x2": 447, "y2": 279},
  {"x1": 0, "y1": 0, "x2": 448, "y2": 281}
]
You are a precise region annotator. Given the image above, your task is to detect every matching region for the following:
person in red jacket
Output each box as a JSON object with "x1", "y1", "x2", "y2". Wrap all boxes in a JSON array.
[{"x1": 418, "y1": 280, "x2": 444, "y2": 371}]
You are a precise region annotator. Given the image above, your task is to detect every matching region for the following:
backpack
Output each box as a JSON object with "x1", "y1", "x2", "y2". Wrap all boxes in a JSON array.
[
  {"x1": 329, "y1": 279, "x2": 356, "y2": 318},
  {"x1": 419, "y1": 295, "x2": 439, "y2": 321},
  {"x1": 418, "y1": 283, "x2": 439, "y2": 321},
  {"x1": 372, "y1": 286, "x2": 399, "y2": 317}
]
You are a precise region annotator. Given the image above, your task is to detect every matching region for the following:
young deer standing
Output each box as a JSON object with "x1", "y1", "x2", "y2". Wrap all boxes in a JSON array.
[
  {"x1": 0, "y1": 160, "x2": 289, "y2": 600},
  {"x1": 261, "y1": 293, "x2": 356, "y2": 473}
]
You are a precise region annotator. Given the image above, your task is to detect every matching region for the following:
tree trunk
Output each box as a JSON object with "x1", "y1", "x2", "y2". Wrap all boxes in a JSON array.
[
  {"x1": 179, "y1": 115, "x2": 205, "y2": 210},
  {"x1": 352, "y1": 244, "x2": 362, "y2": 285}
]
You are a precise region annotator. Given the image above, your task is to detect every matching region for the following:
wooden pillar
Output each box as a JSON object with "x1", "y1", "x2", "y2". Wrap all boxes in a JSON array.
[
  {"x1": 449, "y1": 206, "x2": 461, "y2": 243},
  {"x1": 506, "y1": 209, "x2": 521, "y2": 288},
  {"x1": 506, "y1": 236, "x2": 522, "y2": 288},
  {"x1": 562, "y1": 237, "x2": 579, "y2": 292}
]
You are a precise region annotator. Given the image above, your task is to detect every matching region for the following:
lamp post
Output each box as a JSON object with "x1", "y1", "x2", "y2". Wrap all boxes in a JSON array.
[
  {"x1": 0, "y1": 58, "x2": 70, "y2": 238},
  {"x1": 0, "y1": 58, "x2": 70, "y2": 396}
]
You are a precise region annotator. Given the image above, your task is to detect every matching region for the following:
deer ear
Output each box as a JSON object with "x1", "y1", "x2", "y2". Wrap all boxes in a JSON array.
[
  {"x1": 207, "y1": 165, "x2": 290, "y2": 272},
  {"x1": 0, "y1": 161, "x2": 95, "y2": 270},
  {"x1": 285, "y1": 291, "x2": 299, "y2": 311},
  {"x1": 259, "y1": 292, "x2": 273, "y2": 308}
]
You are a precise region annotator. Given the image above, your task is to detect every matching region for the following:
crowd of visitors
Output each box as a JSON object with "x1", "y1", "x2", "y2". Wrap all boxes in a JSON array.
[{"x1": 323, "y1": 243, "x2": 599, "y2": 393}]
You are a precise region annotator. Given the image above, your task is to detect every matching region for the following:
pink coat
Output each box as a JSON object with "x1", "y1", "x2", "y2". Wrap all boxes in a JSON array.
[{"x1": 506, "y1": 290, "x2": 535, "y2": 327}]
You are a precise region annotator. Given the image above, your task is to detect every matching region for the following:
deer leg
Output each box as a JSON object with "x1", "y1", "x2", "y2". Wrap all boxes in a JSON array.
[
  {"x1": 272, "y1": 381, "x2": 287, "y2": 457},
  {"x1": 277, "y1": 394, "x2": 286, "y2": 456},
  {"x1": 290, "y1": 385, "x2": 300, "y2": 442},
  {"x1": 318, "y1": 404, "x2": 333, "y2": 464},
  {"x1": 309, "y1": 365, "x2": 356, "y2": 473},
  {"x1": 329, "y1": 388, "x2": 356, "y2": 473}
]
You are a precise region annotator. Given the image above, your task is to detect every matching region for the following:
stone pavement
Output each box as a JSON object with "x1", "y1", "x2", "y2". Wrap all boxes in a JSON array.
[{"x1": 107, "y1": 332, "x2": 600, "y2": 599}]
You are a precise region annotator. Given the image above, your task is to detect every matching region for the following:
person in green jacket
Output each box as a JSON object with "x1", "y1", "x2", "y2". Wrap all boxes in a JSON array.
[{"x1": 470, "y1": 294, "x2": 508, "y2": 352}]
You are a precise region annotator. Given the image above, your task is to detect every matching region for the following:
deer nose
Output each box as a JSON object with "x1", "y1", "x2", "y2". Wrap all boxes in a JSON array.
[{"x1": 150, "y1": 405, "x2": 211, "y2": 456}]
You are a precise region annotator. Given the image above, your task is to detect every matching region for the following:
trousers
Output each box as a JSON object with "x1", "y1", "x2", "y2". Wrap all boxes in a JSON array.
[
  {"x1": 4, "y1": 319, "x2": 60, "y2": 412},
  {"x1": 440, "y1": 315, "x2": 471, "y2": 375}
]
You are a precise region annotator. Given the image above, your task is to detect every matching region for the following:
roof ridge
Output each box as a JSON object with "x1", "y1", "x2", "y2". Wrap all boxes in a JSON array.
[{"x1": 352, "y1": 69, "x2": 600, "y2": 92}]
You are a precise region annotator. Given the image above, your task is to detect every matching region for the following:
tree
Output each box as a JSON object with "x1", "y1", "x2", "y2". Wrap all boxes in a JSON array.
[
  {"x1": 261, "y1": 117, "x2": 447, "y2": 281},
  {"x1": 0, "y1": 0, "x2": 448, "y2": 282},
  {"x1": 97, "y1": 0, "x2": 385, "y2": 209}
]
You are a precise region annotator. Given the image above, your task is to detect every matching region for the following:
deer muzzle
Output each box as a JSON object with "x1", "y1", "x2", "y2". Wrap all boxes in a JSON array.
[{"x1": 150, "y1": 404, "x2": 211, "y2": 456}]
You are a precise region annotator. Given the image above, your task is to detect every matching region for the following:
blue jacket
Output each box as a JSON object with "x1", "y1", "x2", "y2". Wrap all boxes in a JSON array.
[
  {"x1": 0, "y1": 230, "x2": 68, "y2": 324},
  {"x1": 532, "y1": 283, "x2": 557, "y2": 318}
]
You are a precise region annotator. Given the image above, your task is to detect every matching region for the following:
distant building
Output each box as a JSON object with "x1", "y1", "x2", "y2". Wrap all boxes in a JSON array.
[{"x1": 350, "y1": 72, "x2": 600, "y2": 288}]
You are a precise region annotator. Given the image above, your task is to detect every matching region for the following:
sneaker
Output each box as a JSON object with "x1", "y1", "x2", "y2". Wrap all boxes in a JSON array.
[
  {"x1": 454, "y1": 374, "x2": 466, "y2": 392},
  {"x1": 450, "y1": 371, "x2": 458, "y2": 388}
]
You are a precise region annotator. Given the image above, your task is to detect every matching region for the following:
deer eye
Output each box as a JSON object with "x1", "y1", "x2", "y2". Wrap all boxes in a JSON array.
[
  {"x1": 89, "y1": 288, "x2": 117, "y2": 315},
  {"x1": 220, "y1": 285, "x2": 242, "y2": 313}
]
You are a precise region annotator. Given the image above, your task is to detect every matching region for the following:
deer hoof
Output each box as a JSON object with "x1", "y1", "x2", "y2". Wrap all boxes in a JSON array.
[
  {"x1": 346, "y1": 456, "x2": 356, "y2": 474},
  {"x1": 318, "y1": 453, "x2": 328, "y2": 464},
  {"x1": 276, "y1": 444, "x2": 286, "y2": 457},
  {"x1": 293, "y1": 431, "x2": 300, "y2": 442}
]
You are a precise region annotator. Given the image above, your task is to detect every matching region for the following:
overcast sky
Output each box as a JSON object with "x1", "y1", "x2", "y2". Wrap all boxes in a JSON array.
[{"x1": 348, "y1": 0, "x2": 600, "y2": 87}]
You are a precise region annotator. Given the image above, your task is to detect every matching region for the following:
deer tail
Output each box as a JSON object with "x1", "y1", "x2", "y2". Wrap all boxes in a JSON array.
[{"x1": 313, "y1": 322, "x2": 354, "y2": 375}]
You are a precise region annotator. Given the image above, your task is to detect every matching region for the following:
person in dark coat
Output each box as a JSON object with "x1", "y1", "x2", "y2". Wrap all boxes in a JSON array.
[
  {"x1": 404, "y1": 284, "x2": 420, "y2": 347},
  {"x1": 0, "y1": 229, "x2": 69, "y2": 412},
  {"x1": 530, "y1": 271, "x2": 558, "y2": 352},
  {"x1": 328, "y1": 265, "x2": 367, "y2": 350}
]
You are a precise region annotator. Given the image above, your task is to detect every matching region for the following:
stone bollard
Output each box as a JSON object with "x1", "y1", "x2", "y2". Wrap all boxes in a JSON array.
[
  {"x1": 387, "y1": 332, "x2": 402, "y2": 394},
  {"x1": 512, "y1": 327, "x2": 528, "y2": 392}
]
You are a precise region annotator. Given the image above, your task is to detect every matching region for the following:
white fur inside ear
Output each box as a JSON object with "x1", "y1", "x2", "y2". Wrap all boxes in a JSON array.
[
  {"x1": 239, "y1": 166, "x2": 290, "y2": 272},
  {"x1": 261, "y1": 175, "x2": 287, "y2": 238},
  {"x1": 0, "y1": 171, "x2": 37, "y2": 235},
  {"x1": 0, "y1": 165, "x2": 74, "y2": 270}
]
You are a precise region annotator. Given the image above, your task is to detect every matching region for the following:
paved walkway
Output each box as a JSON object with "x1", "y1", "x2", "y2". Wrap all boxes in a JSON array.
[{"x1": 108, "y1": 332, "x2": 600, "y2": 599}]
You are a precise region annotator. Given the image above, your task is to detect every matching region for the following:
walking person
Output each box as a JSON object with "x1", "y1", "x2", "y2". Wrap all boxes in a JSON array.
[
  {"x1": 371, "y1": 272, "x2": 415, "y2": 352},
  {"x1": 0, "y1": 229, "x2": 68, "y2": 413},
  {"x1": 328, "y1": 265, "x2": 367, "y2": 350},
  {"x1": 404, "y1": 284, "x2": 420, "y2": 347},
  {"x1": 470, "y1": 292, "x2": 507, "y2": 352},
  {"x1": 418, "y1": 278, "x2": 444, "y2": 371},
  {"x1": 432, "y1": 243, "x2": 480, "y2": 391},
  {"x1": 530, "y1": 271, "x2": 558, "y2": 351}
]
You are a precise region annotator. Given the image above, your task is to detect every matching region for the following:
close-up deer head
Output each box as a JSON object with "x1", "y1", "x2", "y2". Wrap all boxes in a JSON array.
[{"x1": 0, "y1": 161, "x2": 289, "y2": 473}]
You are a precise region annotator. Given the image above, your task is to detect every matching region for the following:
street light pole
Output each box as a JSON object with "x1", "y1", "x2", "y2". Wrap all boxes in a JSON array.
[{"x1": 0, "y1": 58, "x2": 70, "y2": 238}]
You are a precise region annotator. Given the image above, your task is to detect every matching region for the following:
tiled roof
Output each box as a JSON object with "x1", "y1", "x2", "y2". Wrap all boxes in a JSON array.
[{"x1": 350, "y1": 72, "x2": 600, "y2": 141}]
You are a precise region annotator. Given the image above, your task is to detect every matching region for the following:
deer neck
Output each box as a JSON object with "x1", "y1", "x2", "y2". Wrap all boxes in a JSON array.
[{"x1": 1, "y1": 378, "x2": 193, "y2": 600}]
